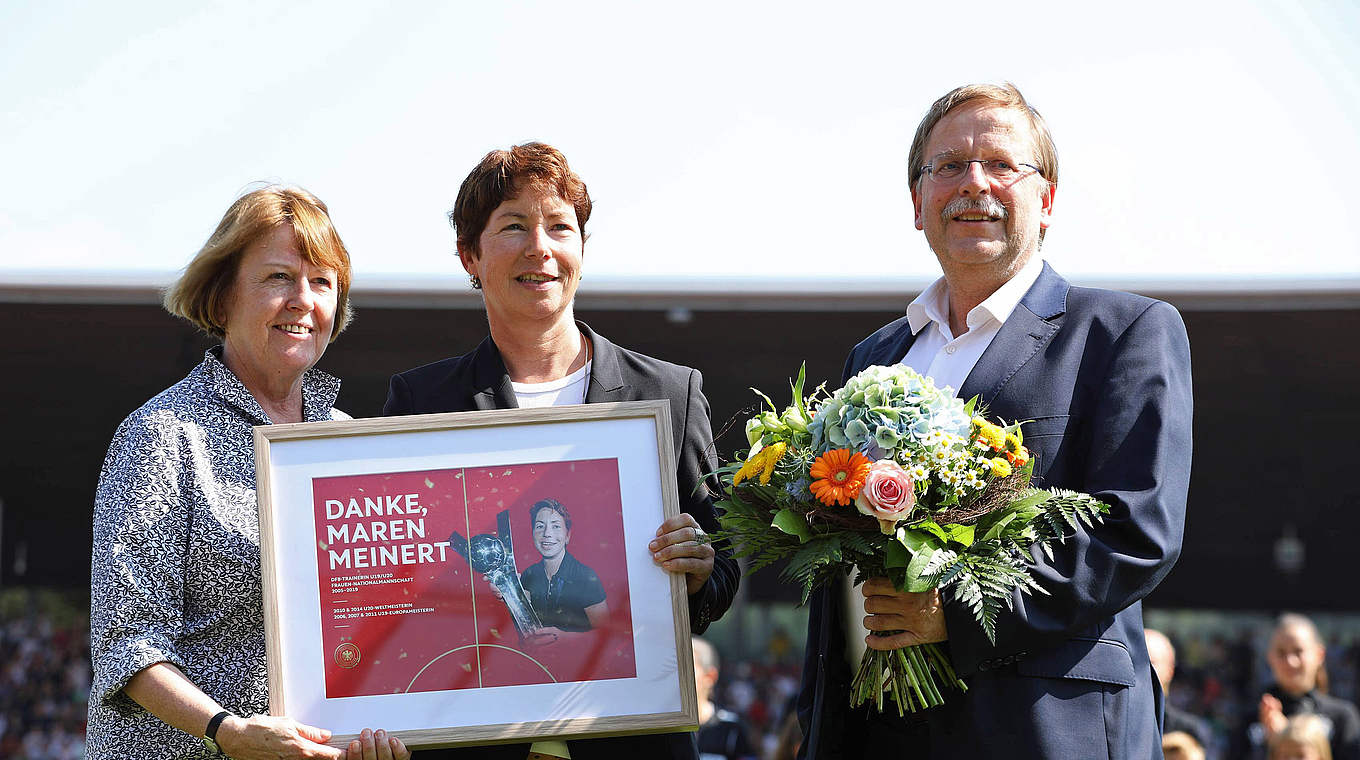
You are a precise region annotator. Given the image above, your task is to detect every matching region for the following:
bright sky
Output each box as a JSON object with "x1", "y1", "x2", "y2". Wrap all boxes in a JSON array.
[{"x1": 3, "y1": 0, "x2": 1359, "y2": 287}]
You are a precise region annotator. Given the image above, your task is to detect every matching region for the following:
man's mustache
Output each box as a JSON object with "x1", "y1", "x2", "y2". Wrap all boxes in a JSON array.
[{"x1": 942, "y1": 196, "x2": 1007, "y2": 221}]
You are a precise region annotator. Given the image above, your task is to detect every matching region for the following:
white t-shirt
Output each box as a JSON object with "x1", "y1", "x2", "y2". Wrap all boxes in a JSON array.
[{"x1": 511, "y1": 360, "x2": 592, "y2": 408}]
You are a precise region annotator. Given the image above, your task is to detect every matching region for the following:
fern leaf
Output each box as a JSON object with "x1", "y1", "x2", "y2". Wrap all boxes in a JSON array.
[{"x1": 781, "y1": 537, "x2": 843, "y2": 604}]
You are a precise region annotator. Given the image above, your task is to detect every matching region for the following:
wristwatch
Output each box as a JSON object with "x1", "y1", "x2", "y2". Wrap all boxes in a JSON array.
[{"x1": 202, "y1": 710, "x2": 231, "y2": 755}]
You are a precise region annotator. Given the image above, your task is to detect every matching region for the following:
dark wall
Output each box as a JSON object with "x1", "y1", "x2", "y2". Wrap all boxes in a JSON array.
[
  {"x1": 1163, "y1": 310, "x2": 1360, "y2": 608},
  {"x1": 2, "y1": 301, "x2": 1357, "y2": 610}
]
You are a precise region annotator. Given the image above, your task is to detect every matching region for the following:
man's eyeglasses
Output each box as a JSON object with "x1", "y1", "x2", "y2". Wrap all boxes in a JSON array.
[{"x1": 921, "y1": 158, "x2": 1044, "y2": 183}]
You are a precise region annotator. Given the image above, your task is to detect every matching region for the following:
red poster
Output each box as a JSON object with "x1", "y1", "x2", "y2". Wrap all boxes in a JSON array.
[{"x1": 311, "y1": 458, "x2": 636, "y2": 698}]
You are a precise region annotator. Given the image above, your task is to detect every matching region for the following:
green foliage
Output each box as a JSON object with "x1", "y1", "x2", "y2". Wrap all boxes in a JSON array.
[
  {"x1": 1028, "y1": 488, "x2": 1109, "y2": 559},
  {"x1": 913, "y1": 486, "x2": 1108, "y2": 642},
  {"x1": 975, "y1": 488, "x2": 1048, "y2": 549},
  {"x1": 923, "y1": 548, "x2": 1043, "y2": 644},
  {"x1": 771, "y1": 509, "x2": 812, "y2": 542},
  {"x1": 942, "y1": 523, "x2": 975, "y2": 547},
  {"x1": 902, "y1": 546, "x2": 940, "y2": 592},
  {"x1": 790, "y1": 362, "x2": 808, "y2": 417},
  {"x1": 751, "y1": 386, "x2": 779, "y2": 413},
  {"x1": 718, "y1": 470, "x2": 1109, "y2": 635},
  {"x1": 783, "y1": 536, "x2": 844, "y2": 605},
  {"x1": 885, "y1": 539, "x2": 911, "y2": 569},
  {"x1": 963, "y1": 396, "x2": 979, "y2": 417},
  {"x1": 912, "y1": 520, "x2": 950, "y2": 543},
  {"x1": 782, "y1": 529, "x2": 898, "y2": 604},
  {"x1": 715, "y1": 481, "x2": 893, "y2": 602},
  {"x1": 898, "y1": 526, "x2": 945, "y2": 554},
  {"x1": 715, "y1": 487, "x2": 801, "y2": 573},
  {"x1": 839, "y1": 529, "x2": 883, "y2": 557}
]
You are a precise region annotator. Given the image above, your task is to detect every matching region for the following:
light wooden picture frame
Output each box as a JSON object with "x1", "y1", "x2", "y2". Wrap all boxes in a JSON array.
[{"x1": 253, "y1": 400, "x2": 698, "y2": 749}]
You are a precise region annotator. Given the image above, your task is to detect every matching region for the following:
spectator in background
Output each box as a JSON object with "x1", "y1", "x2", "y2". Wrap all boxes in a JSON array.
[
  {"x1": 1164, "y1": 730, "x2": 1206, "y2": 760},
  {"x1": 1235, "y1": 614, "x2": 1360, "y2": 760},
  {"x1": 1147, "y1": 628, "x2": 1215, "y2": 752},
  {"x1": 693, "y1": 637, "x2": 758, "y2": 760},
  {"x1": 0, "y1": 601, "x2": 89, "y2": 760},
  {"x1": 1269, "y1": 715, "x2": 1335, "y2": 760}
]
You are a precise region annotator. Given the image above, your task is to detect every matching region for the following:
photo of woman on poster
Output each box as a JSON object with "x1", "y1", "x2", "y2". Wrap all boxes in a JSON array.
[{"x1": 519, "y1": 498, "x2": 610, "y2": 634}]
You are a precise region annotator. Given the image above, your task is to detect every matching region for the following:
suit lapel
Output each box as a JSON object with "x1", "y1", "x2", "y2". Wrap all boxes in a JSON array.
[
  {"x1": 851, "y1": 315, "x2": 923, "y2": 376},
  {"x1": 958, "y1": 262, "x2": 1068, "y2": 403},
  {"x1": 469, "y1": 337, "x2": 518, "y2": 410},
  {"x1": 869, "y1": 322, "x2": 921, "y2": 368},
  {"x1": 581, "y1": 322, "x2": 626, "y2": 403}
]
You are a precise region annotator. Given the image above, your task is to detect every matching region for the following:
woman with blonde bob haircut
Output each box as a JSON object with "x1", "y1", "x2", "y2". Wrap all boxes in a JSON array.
[
  {"x1": 164, "y1": 185, "x2": 355, "y2": 341},
  {"x1": 89, "y1": 185, "x2": 408, "y2": 760}
]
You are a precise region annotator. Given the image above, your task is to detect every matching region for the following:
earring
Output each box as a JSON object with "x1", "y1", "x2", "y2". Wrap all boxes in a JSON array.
[{"x1": 470, "y1": 274, "x2": 481, "y2": 290}]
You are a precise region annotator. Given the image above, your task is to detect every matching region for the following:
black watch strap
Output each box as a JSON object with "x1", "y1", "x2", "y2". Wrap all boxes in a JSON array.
[{"x1": 203, "y1": 710, "x2": 231, "y2": 755}]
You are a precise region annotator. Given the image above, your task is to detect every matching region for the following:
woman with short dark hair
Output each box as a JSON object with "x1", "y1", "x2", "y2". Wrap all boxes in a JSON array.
[{"x1": 385, "y1": 142, "x2": 739, "y2": 760}]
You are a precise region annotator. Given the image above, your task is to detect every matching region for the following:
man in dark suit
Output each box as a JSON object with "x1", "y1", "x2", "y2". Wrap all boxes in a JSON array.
[{"x1": 796, "y1": 83, "x2": 1193, "y2": 759}]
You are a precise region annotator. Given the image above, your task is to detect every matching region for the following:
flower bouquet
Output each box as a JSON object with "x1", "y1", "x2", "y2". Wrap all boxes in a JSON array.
[{"x1": 714, "y1": 364, "x2": 1109, "y2": 715}]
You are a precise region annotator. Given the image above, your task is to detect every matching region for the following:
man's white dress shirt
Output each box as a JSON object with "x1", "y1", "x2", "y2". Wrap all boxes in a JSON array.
[{"x1": 900, "y1": 254, "x2": 1045, "y2": 392}]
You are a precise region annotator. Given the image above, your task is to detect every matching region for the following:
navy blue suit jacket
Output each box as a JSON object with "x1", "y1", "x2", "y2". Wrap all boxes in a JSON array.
[
  {"x1": 385, "y1": 322, "x2": 738, "y2": 760},
  {"x1": 796, "y1": 263, "x2": 1193, "y2": 759}
]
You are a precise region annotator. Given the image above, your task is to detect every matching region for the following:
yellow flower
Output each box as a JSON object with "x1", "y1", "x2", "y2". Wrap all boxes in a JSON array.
[
  {"x1": 979, "y1": 423, "x2": 1006, "y2": 451},
  {"x1": 757, "y1": 442, "x2": 786, "y2": 483},
  {"x1": 733, "y1": 442, "x2": 787, "y2": 486},
  {"x1": 989, "y1": 457, "x2": 1013, "y2": 478},
  {"x1": 1004, "y1": 433, "x2": 1022, "y2": 454},
  {"x1": 733, "y1": 458, "x2": 759, "y2": 487}
]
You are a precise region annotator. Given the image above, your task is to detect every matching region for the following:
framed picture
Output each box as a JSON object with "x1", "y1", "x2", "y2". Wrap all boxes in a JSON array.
[{"x1": 253, "y1": 400, "x2": 698, "y2": 749}]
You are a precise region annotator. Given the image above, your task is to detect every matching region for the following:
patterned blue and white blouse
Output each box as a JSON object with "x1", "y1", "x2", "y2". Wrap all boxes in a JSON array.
[{"x1": 87, "y1": 348, "x2": 348, "y2": 760}]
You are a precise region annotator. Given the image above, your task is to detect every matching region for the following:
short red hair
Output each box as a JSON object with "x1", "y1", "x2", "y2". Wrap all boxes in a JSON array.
[{"x1": 450, "y1": 142, "x2": 592, "y2": 259}]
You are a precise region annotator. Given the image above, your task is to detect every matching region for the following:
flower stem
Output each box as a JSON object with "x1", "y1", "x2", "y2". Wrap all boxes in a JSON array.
[
  {"x1": 849, "y1": 642, "x2": 966, "y2": 714},
  {"x1": 909, "y1": 646, "x2": 943, "y2": 705},
  {"x1": 897, "y1": 647, "x2": 928, "y2": 707}
]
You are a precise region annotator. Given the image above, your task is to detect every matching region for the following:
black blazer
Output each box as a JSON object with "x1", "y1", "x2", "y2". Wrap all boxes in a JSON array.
[
  {"x1": 385, "y1": 322, "x2": 739, "y2": 760},
  {"x1": 797, "y1": 264, "x2": 1194, "y2": 760}
]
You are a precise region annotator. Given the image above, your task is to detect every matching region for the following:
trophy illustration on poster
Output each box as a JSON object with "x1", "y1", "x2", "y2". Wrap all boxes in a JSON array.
[{"x1": 448, "y1": 510, "x2": 544, "y2": 642}]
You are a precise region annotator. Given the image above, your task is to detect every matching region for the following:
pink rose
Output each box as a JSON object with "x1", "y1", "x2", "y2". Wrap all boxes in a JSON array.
[{"x1": 854, "y1": 460, "x2": 916, "y2": 534}]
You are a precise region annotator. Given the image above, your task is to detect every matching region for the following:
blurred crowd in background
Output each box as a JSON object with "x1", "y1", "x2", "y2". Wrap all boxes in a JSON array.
[
  {"x1": 0, "y1": 591, "x2": 89, "y2": 760},
  {"x1": 2, "y1": 587, "x2": 1359, "y2": 760}
]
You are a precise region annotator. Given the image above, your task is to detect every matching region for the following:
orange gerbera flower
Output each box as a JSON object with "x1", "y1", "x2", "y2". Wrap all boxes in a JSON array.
[{"x1": 808, "y1": 449, "x2": 873, "y2": 507}]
